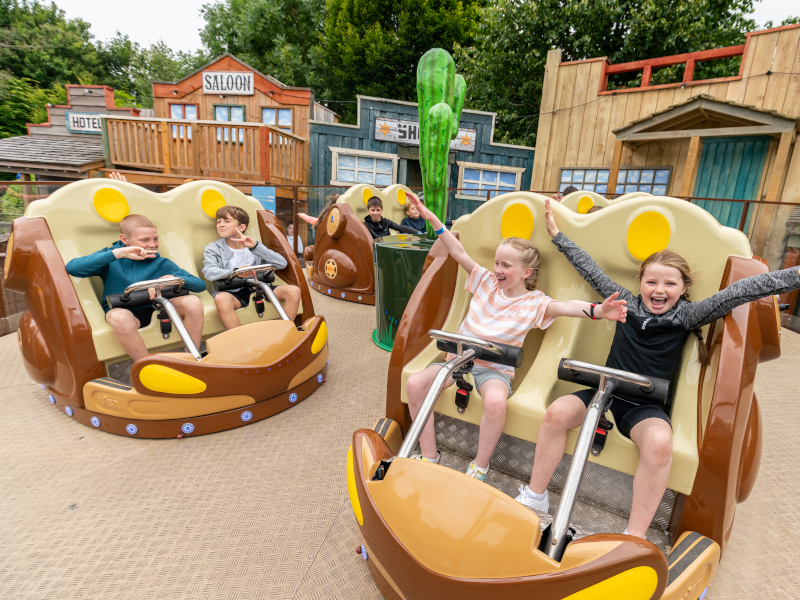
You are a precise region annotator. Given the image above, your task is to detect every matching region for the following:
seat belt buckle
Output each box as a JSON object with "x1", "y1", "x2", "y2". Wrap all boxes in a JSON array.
[
  {"x1": 452, "y1": 361, "x2": 474, "y2": 414},
  {"x1": 253, "y1": 291, "x2": 266, "y2": 318},
  {"x1": 157, "y1": 309, "x2": 172, "y2": 339},
  {"x1": 591, "y1": 415, "x2": 615, "y2": 456}
]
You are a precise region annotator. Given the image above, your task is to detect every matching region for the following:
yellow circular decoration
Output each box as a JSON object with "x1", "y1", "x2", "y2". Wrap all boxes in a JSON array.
[
  {"x1": 346, "y1": 445, "x2": 364, "y2": 526},
  {"x1": 93, "y1": 188, "x2": 129, "y2": 223},
  {"x1": 626, "y1": 211, "x2": 671, "y2": 261},
  {"x1": 139, "y1": 365, "x2": 207, "y2": 395},
  {"x1": 326, "y1": 206, "x2": 341, "y2": 236},
  {"x1": 311, "y1": 321, "x2": 328, "y2": 354},
  {"x1": 577, "y1": 196, "x2": 594, "y2": 214},
  {"x1": 324, "y1": 259, "x2": 337, "y2": 279},
  {"x1": 563, "y1": 566, "x2": 658, "y2": 600},
  {"x1": 362, "y1": 187, "x2": 373, "y2": 206},
  {"x1": 200, "y1": 189, "x2": 226, "y2": 219},
  {"x1": 397, "y1": 188, "x2": 407, "y2": 206},
  {"x1": 500, "y1": 203, "x2": 534, "y2": 239}
]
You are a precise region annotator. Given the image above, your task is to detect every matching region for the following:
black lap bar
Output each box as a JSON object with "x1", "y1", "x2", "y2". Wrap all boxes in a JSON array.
[
  {"x1": 435, "y1": 339, "x2": 523, "y2": 369},
  {"x1": 557, "y1": 358, "x2": 670, "y2": 403},
  {"x1": 215, "y1": 270, "x2": 275, "y2": 292},
  {"x1": 107, "y1": 285, "x2": 189, "y2": 309}
]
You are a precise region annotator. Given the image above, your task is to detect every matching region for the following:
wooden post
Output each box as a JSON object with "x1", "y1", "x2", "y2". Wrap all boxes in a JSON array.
[
  {"x1": 530, "y1": 49, "x2": 562, "y2": 190},
  {"x1": 683, "y1": 59, "x2": 696, "y2": 83},
  {"x1": 160, "y1": 123, "x2": 172, "y2": 174},
  {"x1": 607, "y1": 140, "x2": 624, "y2": 196},
  {"x1": 764, "y1": 131, "x2": 794, "y2": 203},
  {"x1": 191, "y1": 125, "x2": 201, "y2": 177},
  {"x1": 101, "y1": 117, "x2": 113, "y2": 169},
  {"x1": 680, "y1": 137, "x2": 703, "y2": 197},
  {"x1": 641, "y1": 65, "x2": 652, "y2": 87},
  {"x1": 259, "y1": 127, "x2": 271, "y2": 182}
]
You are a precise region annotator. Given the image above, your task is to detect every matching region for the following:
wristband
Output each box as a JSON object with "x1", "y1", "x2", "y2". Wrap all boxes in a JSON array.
[
  {"x1": 582, "y1": 303, "x2": 598, "y2": 320},
  {"x1": 434, "y1": 226, "x2": 446, "y2": 235}
]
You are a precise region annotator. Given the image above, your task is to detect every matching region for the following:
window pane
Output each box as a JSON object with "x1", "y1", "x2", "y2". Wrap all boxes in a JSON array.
[
  {"x1": 215, "y1": 106, "x2": 229, "y2": 121},
  {"x1": 498, "y1": 185, "x2": 515, "y2": 192},
  {"x1": 376, "y1": 173, "x2": 392, "y2": 186},
  {"x1": 639, "y1": 184, "x2": 652, "y2": 194},
  {"x1": 655, "y1": 169, "x2": 670, "y2": 184},
  {"x1": 463, "y1": 182, "x2": 481, "y2": 194},
  {"x1": 464, "y1": 168, "x2": 480, "y2": 182},
  {"x1": 357, "y1": 157, "x2": 374, "y2": 170},
  {"x1": 170, "y1": 105, "x2": 184, "y2": 119},
  {"x1": 560, "y1": 183, "x2": 571, "y2": 192},
  {"x1": 278, "y1": 109, "x2": 292, "y2": 127},
  {"x1": 572, "y1": 169, "x2": 585, "y2": 183},
  {"x1": 339, "y1": 154, "x2": 356, "y2": 169},
  {"x1": 625, "y1": 184, "x2": 638, "y2": 193},
  {"x1": 596, "y1": 184, "x2": 607, "y2": 194},
  {"x1": 626, "y1": 170, "x2": 640, "y2": 183},
  {"x1": 482, "y1": 170, "x2": 498, "y2": 183},
  {"x1": 582, "y1": 184, "x2": 595, "y2": 192},
  {"x1": 597, "y1": 170, "x2": 609, "y2": 183},
  {"x1": 584, "y1": 170, "x2": 597, "y2": 183},
  {"x1": 172, "y1": 124, "x2": 179, "y2": 137},
  {"x1": 376, "y1": 159, "x2": 393, "y2": 173},
  {"x1": 357, "y1": 171, "x2": 375, "y2": 184},
  {"x1": 499, "y1": 172, "x2": 516, "y2": 186},
  {"x1": 262, "y1": 108, "x2": 276, "y2": 125},
  {"x1": 185, "y1": 105, "x2": 197, "y2": 120},
  {"x1": 652, "y1": 184, "x2": 667, "y2": 196},
  {"x1": 615, "y1": 184, "x2": 624, "y2": 194},
  {"x1": 561, "y1": 169, "x2": 573, "y2": 182},
  {"x1": 337, "y1": 169, "x2": 355, "y2": 182},
  {"x1": 640, "y1": 170, "x2": 654, "y2": 184},
  {"x1": 230, "y1": 107, "x2": 244, "y2": 122}
]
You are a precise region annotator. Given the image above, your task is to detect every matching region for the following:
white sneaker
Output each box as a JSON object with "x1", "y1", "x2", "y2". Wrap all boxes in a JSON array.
[
  {"x1": 410, "y1": 451, "x2": 440, "y2": 464},
  {"x1": 465, "y1": 461, "x2": 489, "y2": 482},
  {"x1": 515, "y1": 485, "x2": 549, "y2": 513}
]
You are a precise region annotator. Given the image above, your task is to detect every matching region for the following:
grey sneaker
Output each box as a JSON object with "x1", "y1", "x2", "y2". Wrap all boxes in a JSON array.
[
  {"x1": 515, "y1": 485, "x2": 549, "y2": 513},
  {"x1": 410, "y1": 451, "x2": 440, "y2": 464},
  {"x1": 465, "y1": 461, "x2": 489, "y2": 482}
]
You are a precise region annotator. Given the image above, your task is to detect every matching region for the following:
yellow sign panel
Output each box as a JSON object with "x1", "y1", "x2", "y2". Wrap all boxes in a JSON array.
[
  {"x1": 627, "y1": 211, "x2": 671, "y2": 261},
  {"x1": 93, "y1": 188, "x2": 130, "y2": 223},
  {"x1": 500, "y1": 203, "x2": 534, "y2": 240},
  {"x1": 327, "y1": 206, "x2": 341, "y2": 236}
]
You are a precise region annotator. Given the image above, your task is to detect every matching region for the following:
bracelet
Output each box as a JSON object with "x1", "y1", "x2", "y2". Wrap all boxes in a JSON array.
[
  {"x1": 434, "y1": 226, "x2": 446, "y2": 235},
  {"x1": 582, "y1": 303, "x2": 598, "y2": 320}
]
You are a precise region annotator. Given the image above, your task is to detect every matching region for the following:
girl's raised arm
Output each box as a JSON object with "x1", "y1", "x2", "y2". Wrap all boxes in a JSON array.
[
  {"x1": 678, "y1": 266, "x2": 800, "y2": 329},
  {"x1": 408, "y1": 193, "x2": 475, "y2": 273}
]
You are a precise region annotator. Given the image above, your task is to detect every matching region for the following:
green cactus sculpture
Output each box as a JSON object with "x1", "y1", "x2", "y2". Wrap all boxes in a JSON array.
[{"x1": 417, "y1": 48, "x2": 466, "y2": 239}]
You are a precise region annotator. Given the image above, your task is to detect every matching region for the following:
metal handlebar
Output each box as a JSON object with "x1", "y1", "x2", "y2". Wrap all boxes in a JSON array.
[
  {"x1": 122, "y1": 276, "x2": 185, "y2": 301},
  {"x1": 562, "y1": 359, "x2": 653, "y2": 391},
  {"x1": 226, "y1": 264, "x2": 275, "y2": 283},
  {"x1": 428, "y1": 329, "x2": 505, "y2": 357}
]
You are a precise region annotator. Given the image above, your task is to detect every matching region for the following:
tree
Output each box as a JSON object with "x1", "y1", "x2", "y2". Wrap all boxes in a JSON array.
[
  {"x1": 456, "y1": 0, "x2": 770, "y2": 146},
  {"x1": 200, "y1": 0, "x2": 325, "y2": 88},
  {"x1": 314, "y1": 0, "x2": 486, "y2": 122}
]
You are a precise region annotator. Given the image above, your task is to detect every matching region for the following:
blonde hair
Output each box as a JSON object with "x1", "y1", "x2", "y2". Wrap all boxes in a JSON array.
[
  {"x1": 638, "y1": 250, "x2": 709, "y2": 364},
  {"x1": 500, "y1": 237, "x2": 541, "y2": 290},
  {"x1": 120, "y1": 214, "x2": 156, "y2": 237}
]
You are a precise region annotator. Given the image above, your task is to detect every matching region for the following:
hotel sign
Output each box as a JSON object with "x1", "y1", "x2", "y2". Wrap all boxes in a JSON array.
[
  {"x1": 202, "y1": 71, "x2": 254, "y2": 95},
  {"x1": 375, "y1": 117, "x2": 476, "y2": 152},
  {"x1": 65, "y1": 112, "x2": 103, "y2": 134}
]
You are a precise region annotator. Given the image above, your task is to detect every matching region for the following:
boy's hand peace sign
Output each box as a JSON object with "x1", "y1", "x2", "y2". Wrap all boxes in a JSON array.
[
  {"x1": 231, "y1": 234, "x2": 257, "y2": 249},
  {"x1": 598, "y1": 292, "x2": 627, "y2": 323}
]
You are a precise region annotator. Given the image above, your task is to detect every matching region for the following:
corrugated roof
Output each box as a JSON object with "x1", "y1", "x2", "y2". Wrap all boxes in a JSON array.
[{"x1": 0, "y1": 137, "x2": 104, "y2": 167}]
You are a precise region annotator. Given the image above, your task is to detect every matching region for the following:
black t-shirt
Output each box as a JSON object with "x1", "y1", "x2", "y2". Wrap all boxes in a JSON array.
[{"x1": 363, "y1": 216, "x2": 419, "y2": 239}]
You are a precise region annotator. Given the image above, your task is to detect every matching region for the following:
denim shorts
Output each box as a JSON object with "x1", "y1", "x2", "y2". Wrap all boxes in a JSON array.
[{"x1": 432, "y1": 362, "x2": 513, "y2": 395}]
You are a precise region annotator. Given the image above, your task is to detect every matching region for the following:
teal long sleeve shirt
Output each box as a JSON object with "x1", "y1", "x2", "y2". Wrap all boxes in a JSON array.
[{"x1": 65, "y1": 240, "x2": 207, "y2": 312}]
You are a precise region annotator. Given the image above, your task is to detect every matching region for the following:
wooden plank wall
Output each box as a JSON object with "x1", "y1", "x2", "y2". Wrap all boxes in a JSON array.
[{"x1": 532, "y1": 25, "x2": 800, "y2": 204}]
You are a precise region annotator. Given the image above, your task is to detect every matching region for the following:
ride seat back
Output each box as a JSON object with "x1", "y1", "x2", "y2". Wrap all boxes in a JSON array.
[
  {"x1": 26, "y1": 179, "x2": 291, "y2": 362},
  {"x1": 400, "y1": 192, "x2": 753, "y2": 493},
  {"x1": 338, "y1": 183, "x2": 413, "y2": 227}
]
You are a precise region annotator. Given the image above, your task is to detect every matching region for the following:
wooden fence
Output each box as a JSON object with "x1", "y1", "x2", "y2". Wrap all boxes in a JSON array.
[{"x1": 102, "y1": 116, "x2": 307, "y2": 185}]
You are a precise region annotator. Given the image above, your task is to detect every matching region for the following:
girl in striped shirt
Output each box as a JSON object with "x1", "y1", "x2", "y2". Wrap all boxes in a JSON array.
[{"x1": 405, "y1": 194, "x2": 629, "y2": 481}]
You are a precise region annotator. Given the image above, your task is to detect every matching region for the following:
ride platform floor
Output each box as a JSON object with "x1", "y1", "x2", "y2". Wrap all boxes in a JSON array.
[{"x1": 1, "y1": 293, "x2": 799, "y2": 599}]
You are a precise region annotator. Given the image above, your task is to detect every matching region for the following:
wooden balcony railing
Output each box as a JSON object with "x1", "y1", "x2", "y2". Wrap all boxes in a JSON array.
[{"x1": 101, "y1": 116, "x2": 307, "y2": 185}]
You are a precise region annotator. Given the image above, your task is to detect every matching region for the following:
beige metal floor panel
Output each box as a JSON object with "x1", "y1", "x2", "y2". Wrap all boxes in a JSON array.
[{"x1": 0, "y1": 294, "x2": 799, "y2": 599}]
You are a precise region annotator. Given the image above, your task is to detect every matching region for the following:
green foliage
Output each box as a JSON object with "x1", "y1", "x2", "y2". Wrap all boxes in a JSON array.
[
  {"x1": 315, "y1": 0, "x2": 485, "y2": 123},
  {"x1": 0, "y1": 72, "x2": 64, "y2": 138},
  {"x1": 456, "y1": 0, "x2": 761, "y2": 147},
  {"x1": 0, "y1": 184, "x2": 24, "y2": 222}
]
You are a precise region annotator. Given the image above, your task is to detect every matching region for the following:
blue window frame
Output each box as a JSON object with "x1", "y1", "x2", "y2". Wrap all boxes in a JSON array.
[{"x1": 560, "y1": 167, "x2": 672, "y2": 195}]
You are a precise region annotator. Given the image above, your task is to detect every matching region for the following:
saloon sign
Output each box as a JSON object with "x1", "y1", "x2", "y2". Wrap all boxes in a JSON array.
[
  {"x1": 202, "y1": 71, "x2": 254, "y2": 95},
  {"x1": 375, "y1": 117, "x2": 476, "y2": 152}
]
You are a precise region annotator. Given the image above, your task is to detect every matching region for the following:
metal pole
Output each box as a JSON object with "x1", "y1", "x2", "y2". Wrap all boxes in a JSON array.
[
  {"x1": 154, "y1": 297, "x2": 203, "y2": 361},
  {"x1": 738, "y1": 201, "x2": 750, "y2": 232},
  {"x1": 545, "y1": 376, "x2": 616, "y2": 561},
  {"x1": 292, "y1": 185, "x2": 298, "y2": 256},
  {"x1": 252, "y1": 281, "x2": 291, "y2": 322},
  {"x1": 397, "y1": 348, "x2": 477, "y2": 458}
]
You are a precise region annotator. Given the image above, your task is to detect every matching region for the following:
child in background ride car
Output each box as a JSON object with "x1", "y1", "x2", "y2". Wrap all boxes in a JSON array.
[
  {"x1": 404, "y1": 193, "x2": 629, "y2": 481},
  {"x1": 401, "y1": 197, "x2": 427, "y2": 233},
  {"x1": 203, "y1": 206, "x2": 301, "y2": 330},
  {"x1": 65, "y1": 214, "x2": 206, "y2": 362},
  {"x1": 517, "y1": 197, "x2": 800, "y2": 537},
  {"x1": 364, "y1": 196, "x2": 419, "y2": 239}
]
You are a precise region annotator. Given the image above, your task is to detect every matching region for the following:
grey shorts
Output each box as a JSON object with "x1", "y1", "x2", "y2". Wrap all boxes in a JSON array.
[{"x1": 432, "y1": 362, "x2": 513, "y2": 395}]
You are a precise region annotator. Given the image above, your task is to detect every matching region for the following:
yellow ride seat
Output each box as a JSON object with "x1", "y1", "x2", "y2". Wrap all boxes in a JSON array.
[{"x1": 338, "y1": 183, "x2": 413, "y2": 227}]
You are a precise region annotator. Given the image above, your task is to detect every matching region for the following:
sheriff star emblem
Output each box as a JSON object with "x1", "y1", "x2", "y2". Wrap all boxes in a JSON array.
[
  {"x1": 379, "y1": 122, "x2": 391, "y2": 136},
  {"x1": 324, "y1": 259, "x2": 337, "y2": 279}
]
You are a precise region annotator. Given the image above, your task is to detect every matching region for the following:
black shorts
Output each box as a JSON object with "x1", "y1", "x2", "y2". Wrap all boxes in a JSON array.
[
  {"x1": 572, "y1": 388, "x2": 671, "y2": 440},
  {"x1": 217, "y1": 285, "x2": 276, "y2": 309},
  {"x1": 126, "y1": 307, "x2": 156, "y2": 329}
]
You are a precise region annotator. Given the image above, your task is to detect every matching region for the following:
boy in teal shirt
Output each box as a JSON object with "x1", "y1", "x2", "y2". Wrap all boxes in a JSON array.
[{"x1": 65, "y1": 214, "x2": 206, "y2": 361}]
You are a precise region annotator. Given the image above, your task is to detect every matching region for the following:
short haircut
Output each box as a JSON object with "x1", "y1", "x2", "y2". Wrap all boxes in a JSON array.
[
  {"x1": 216, "y1": 205, "x2": 250, "y2": 227},
  {"x1": 367, "y1": 196, "x2": 383, "y2": 209},
  {"x1": 120, "y1": 214, "x2": 156, "y2": 237},
  {"x1": 563, "y1": 186, "x2": 579, "y2": 195},
  {"x1": 587, "y1": 205, "x2": 603, "y2": 213},
  {"x1": 404, "y1": 202, "x2": 414, "y2": 214}
]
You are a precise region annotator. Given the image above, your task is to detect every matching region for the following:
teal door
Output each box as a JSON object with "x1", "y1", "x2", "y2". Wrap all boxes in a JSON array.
[{"x1": 692, "y1": 136, "x2": 770, "y2": 230}]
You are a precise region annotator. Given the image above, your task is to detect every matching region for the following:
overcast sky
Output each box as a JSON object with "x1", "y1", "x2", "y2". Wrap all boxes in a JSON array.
[{"x1": 55, "y1": 0, "x2": 798, "y2": 54}]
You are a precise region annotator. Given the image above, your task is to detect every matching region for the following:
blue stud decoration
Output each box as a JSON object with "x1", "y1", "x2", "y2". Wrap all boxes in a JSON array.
[
  {"x1": 91, "y1": 416, "x2": 101, "y2": 427},
  {"x1": 360, "y1": 545, "x2": 368, "y2": 560},
  {"x1": 326, "y1": 360, "x2": 329, "y2": 365},
  {"x1": 181, "y1": 423, "x2": 195, "y2": 434},
  {"x1": 327, "y1": 289, "x2": 331, "y2": 294},
  {"x1": 65, "y1": 406, "x2": 74, "y2": 417},
  {"x1": 317, "y1": 374, "x2": 323, "y2": 383},
  {"x1": 41, "y1": 384, "x2": 46, "y2": 390},
  {"x1": 241, "y1": 411, "x2": 253, "y2": 422},
  {"x1": 341, "y1": 292, "x2": 345, "y2": 298},
  {"x1": 126, "y1": 424, "x2": 138, "y2": 435},
  {"x1": 48, "y1": 394, "x2": 56, "y2": 404},
  {"x1": 289, "y1": 393, "x2": 298, "y2": 403}
]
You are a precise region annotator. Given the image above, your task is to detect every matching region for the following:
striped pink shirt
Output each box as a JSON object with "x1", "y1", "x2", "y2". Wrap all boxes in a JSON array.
[{"x1": 452, "y1": 265, "x2": 556, "y2": 377}]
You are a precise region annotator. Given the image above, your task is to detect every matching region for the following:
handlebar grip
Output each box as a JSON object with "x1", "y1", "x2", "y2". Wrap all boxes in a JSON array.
[
  {"x1": 435, "y1": 339, "x2": 524, "y2": 369},
  {"x1": 216, "y1": 270, "x2": 275, "y2": 292},
  {"x1": 557, "y1": 359, "x2": 671, "y2": 404},
  {"x1": 107, "y1": 285, "x2": 189, "y2": 309}
]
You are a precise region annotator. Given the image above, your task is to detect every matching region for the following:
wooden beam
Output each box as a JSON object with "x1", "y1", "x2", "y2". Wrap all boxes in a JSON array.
[
  {"x1": 604, "y1": 44, "x2": 746, "y2": 75},
  {"x1": 259, "y1": 127, "x2": 270, "y2": 182},
  {"x1": 641, "y1": 65, "x2": 652, "y2": 87},
  {"x1": 683, "y1": 58, "x2": 696, "y2": 83},
  {"x1": 618, "y1": 124, "x2": 792, "y2": 142},
  {"x1": 607, "y1": 140, "x2": 624, "y2": 195},
  {"x1": 160, "y1": 124, "x2": 171, "y2": 174},
  {"x1": 680, "y1": 137, "x2": 703, "y2": 197},
  {"x1": 765, "y1": 131, "x2": 794, "y2": 203},
  {"x1": 530, "y1": 49, "x2": 563, "y2": 190}
]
